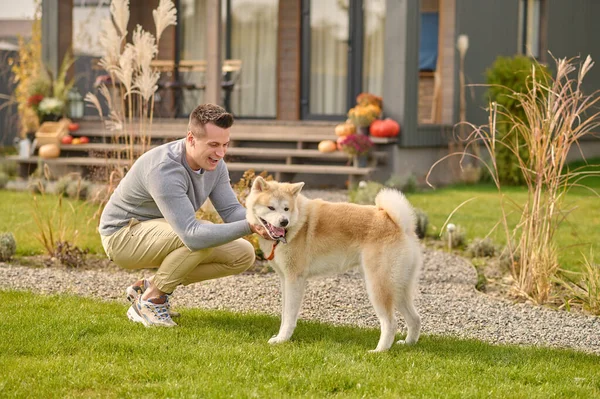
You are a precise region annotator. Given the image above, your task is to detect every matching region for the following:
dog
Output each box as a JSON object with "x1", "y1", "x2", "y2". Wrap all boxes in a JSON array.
[{"x1": 245, "y1": 177, "x2": 422, "y2": 352}]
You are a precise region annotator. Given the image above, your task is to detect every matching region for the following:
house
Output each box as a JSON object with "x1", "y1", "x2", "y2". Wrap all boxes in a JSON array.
[{"x1": 39, "y1": 0, "x2": 600, "y2": 186}]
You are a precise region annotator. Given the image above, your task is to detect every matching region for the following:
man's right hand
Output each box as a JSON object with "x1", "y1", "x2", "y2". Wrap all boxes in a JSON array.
[{"x1": 249, "y1": 223, "x2": 274, "y2": 240}]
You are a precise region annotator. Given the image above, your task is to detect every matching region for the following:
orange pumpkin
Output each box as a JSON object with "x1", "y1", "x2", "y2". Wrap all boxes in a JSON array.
[
  {"x1": 370, "y1": 118, "x2": 400, "y2": 137},
  {"x1": 318, "y1": 140, "x2": 337, "y2": 153},
  {"x1": 334, "y1": 122, "x2": 356, "y2": 137}
]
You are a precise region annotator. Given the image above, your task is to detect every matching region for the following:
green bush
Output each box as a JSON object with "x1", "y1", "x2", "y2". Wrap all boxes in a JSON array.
[
  {"x1": 66, "y1": 179, "x2": 92, "y2": 200},
  {"x1": 0, "y1": 172, "x2": 8, "y2": 189},
  {"x1": 485, "y1": 55, "x2": 550, "y2": 185},
  {"x1": 0, "y1": 232, "x2": 17, "y2": 261},
  {"x1": 348, "y1": 181, "x2": 384, "y2": 205},
  {"x1": 385, "y1": 174, "x2": 417, "y2": 193},
  {"x1": 414, "y1": 208, "x2": 428, "y2": 239},
  {"x1": 466, "y1": 237, "x2": 497, "y2": 258}
]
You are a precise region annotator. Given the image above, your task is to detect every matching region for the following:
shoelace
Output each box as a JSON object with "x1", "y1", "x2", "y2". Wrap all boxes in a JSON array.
[{"x1": 144, "y1": 298, "x2": 171, "y2": 321}]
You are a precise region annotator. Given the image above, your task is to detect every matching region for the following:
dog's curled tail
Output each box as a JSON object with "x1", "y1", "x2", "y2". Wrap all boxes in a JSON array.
[{"x1": 375, "y1": 188, "x2": 416, "y2": 234}]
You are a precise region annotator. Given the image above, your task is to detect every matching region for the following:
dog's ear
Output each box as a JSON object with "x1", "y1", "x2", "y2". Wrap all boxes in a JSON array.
[
  {"x1": 289, "y1": 182, "x2": 304, "y2": 197},
  {"x1": 252, "y1": 176, "x2": 269, "y2": 192}
]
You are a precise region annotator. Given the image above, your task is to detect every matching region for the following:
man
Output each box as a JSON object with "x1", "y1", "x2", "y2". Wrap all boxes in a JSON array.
[{"x1": 99, "y1": 103, "x2": 271, "y2": 327}]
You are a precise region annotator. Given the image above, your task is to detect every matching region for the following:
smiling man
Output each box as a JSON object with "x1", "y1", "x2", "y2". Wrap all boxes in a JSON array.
[{"x1": 99, "y1": 103, "x2": 271, "y2": 327}]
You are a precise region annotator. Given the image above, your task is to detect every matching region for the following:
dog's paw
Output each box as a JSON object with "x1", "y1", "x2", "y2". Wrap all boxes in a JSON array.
[
  {"x1": 268, "y1": 335, "x2": 288, "y2": 345},
  {"x1": 396, "y1": 339, "x2": 417, "y2": 346}
]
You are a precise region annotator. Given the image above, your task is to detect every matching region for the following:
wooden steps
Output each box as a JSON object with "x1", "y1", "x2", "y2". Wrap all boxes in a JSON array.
[{"x1": 12, "y1": 118, "x2": 396, "y2": 186}]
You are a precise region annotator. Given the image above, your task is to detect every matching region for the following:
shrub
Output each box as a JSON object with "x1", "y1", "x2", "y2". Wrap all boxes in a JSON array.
[
  {"x1": 348, "y1": 181, "x2": 384, "y2": 205},
  {"x1": 66, "y1": 178, "x2": 92, "y2": 200},
  {"x1": 466, "y1": 237, "x2": 497, "y2": 258},
  {"x1": 385, "y1": 174, "x2": 417, "y2": 193},
  {"x1": 0, "y1": 232, "x2": 17, "y2": 262},
  {"x1": 0, "y1": 172, "x2": 8, "y2": 189},
  {"x1": 54, "y1": 241, "x2": 88, "y2": 268},
  {"x1": 485, "y1": 55, "x2": 550, "y2": 185},
  {"x1": 414, "y1": 208, "x2": 428, "y2": 239},
  {"x1": 442, "y1": 224, "x2": 466, "y2": 249},
  {"x1": 54, "y1": 175, "x2": 72, "y2": 197},
  {"x1": 556, "y1": 253, "x2": 600, "y2": 315}
]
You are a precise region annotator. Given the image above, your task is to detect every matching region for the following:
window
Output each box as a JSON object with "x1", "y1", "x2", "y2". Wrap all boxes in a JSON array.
[{"x1": 519, "y1": 0, "x2": 545, "y2": 58}]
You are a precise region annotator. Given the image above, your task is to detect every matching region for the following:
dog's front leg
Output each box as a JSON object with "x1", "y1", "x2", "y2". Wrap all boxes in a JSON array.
[{"x1": 269, "y1": 275, "x2": 307, "y2": 345}]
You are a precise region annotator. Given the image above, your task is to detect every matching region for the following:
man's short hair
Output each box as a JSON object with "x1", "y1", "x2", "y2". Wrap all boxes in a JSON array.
[{"x1": 188, "y1": 103, "x2": 234, "y2": 137}]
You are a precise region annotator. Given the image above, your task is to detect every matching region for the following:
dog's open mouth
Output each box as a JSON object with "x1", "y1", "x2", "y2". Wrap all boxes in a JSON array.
[{"x1": 259, "y1": 218, "x2": 287, "y2": 243}]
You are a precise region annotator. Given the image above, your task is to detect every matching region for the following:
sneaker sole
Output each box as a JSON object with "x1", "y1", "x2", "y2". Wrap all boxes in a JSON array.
[{"x1": 126, "y1": 305, "x2": 148, "y2": 326}]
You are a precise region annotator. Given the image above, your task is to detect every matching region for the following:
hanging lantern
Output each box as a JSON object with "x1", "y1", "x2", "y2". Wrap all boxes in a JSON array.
[{"x1": 68, "y1": 89, "x2": 84, "y2": 119}]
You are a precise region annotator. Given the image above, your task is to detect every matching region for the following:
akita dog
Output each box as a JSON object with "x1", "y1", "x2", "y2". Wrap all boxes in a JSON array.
[{"x1": 246, "y1": 177, "x2": 422, "y2": 352}]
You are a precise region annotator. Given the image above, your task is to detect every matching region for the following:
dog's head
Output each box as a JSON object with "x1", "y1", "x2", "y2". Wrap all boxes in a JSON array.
[{"x1": 246, "y1": 176, "x2": 304, "y2": 243}]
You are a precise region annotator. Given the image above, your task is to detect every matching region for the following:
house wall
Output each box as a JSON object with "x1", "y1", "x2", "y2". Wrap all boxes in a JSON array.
[
  {"x1": 277, "y1": 0, "x2": 302, "y2": 121},
  {"x1": 455, "y1": 0, "x2": 520, "y2": 129},
  {"x1": 546, "y1": 1, "x2": 600, "y2": 95}
]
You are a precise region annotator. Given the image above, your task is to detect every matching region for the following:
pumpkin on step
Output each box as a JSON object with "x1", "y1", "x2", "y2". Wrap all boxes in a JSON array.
[
  {"x1": 334, "y1": 122, "x2": 356, "y2": 137},
  {"x1": 39, "y1": 144, "x2": 61, "y2": 159},
  {"x1": 318, "y1": 140, "x2": 337, "y2": 153},
  {"x1": 369, "y1": 118, "x2": 400, "y2": 137}
]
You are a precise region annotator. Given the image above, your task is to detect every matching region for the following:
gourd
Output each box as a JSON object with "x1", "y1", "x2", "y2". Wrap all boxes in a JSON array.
[
  {"x1": 334, "y1": 122, "x2": 356, "y2": 137},
  {"x1": 318, "y1": 140, "x2": 337, "y2": 153},
  {"x1": 369, "y1": 118, "x2": 400, "y2": 137},
  {"x1": 39, "y1": 144, "x2": 60, "y2": 159}
]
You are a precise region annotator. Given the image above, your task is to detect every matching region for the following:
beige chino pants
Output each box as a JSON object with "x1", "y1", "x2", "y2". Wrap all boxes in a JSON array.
[{"x1": 100, "y1": 218, "x2": 255, "y2": 294}]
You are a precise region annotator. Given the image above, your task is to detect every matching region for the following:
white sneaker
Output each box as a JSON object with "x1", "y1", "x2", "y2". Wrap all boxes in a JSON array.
[
  {"x1": 125, "y1": 279, "x2": 180, "y2": 318},
  {"x1": 128, "y1": 296, "x2": 177, "y2": 327}
]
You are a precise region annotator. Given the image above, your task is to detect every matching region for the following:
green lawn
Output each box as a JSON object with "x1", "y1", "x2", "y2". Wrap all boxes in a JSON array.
[
  {"x1": 406, "y1": 174, "x2": 600, "y2": 272},
  {"x1": 1, "y1": 169, "x2": 599, "y2": 272},
  {"x1": 1, "y1": 290, "x2": 598, "y2": 398},
  {"x1": 0, "y1": 190, "x2": 103, "y2": 256}
]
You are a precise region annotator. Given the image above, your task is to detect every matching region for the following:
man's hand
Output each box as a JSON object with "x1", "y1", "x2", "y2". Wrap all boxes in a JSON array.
[{"x1": 249, "y1": 223, "x2": 274, "y2": 240}]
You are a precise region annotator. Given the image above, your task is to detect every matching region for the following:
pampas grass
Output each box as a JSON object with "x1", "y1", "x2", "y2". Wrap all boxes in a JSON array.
[
  {"x1": 429, "y1": 55, "x2": 600, "y2": 304},
  {"x1": 110, "y1": 0, "x2": 130, "y2": 38},
  {"x1": 86, "y1": 0, "x2": 176, "y2": 201},
  {"x1": 154, "y1": 0, "x2": 177, "y2": 43}
]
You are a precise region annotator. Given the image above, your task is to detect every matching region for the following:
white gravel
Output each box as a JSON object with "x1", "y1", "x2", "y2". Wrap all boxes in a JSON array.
[{"x1": 1, "y1": 189, "x2": 598, "y2": 355}]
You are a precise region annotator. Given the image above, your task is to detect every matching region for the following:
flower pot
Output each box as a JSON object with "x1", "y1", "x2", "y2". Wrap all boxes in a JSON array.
[{"x1": 357, "y1": 126, "x2": 370, "y2": 136}]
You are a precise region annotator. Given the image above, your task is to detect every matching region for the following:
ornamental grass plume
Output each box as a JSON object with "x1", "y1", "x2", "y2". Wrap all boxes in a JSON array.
[
  {"x1": 154, "y1": 0, "x2": 178, "y2": 43},
  {"x1": 428, "y1": 55, "x2": 600, "y2": 304}
]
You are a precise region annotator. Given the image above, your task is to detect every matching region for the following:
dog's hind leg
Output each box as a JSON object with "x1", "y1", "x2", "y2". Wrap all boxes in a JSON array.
[
  {"x1": 395, "y1": 289, "x2": 421, "y2": 345},
  {"x1": 269, "y1": 274, "x2": 307, "y2": 345},
  {"x1": 362, "y1": 252, "x2": 397, "y2": 352},
  {"x1": 396, "y1": 248, "x2": 421, "y2": 345}
]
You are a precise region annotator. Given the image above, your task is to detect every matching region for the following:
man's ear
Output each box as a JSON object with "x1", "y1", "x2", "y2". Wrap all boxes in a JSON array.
[
  {"x1": 290, "y1": 182, "x2": 305, "y2": 196},
  {"x1": 252, "y1": 176, "x2": 269, "y2": 192}
]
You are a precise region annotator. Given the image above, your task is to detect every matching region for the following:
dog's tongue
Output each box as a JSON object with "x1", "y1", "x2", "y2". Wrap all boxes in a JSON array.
[{"x1": 269, "y1": 225, "x2": 285, "y2": 239}]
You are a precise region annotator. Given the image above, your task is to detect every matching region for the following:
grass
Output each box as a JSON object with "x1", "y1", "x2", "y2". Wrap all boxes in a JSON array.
[
  {"x1": 0, "y1": 190, "x2": 103, "y2": 256},
  {"x1": 1, "y1": 290, "x2": 599, "y2": 398},
  {"x1": 407, "y1": 159, "x2": 600, "y2": 273}
]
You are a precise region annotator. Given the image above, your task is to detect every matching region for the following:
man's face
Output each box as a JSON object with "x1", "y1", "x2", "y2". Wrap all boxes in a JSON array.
[{"x1": 186, "y1": 122, "x2": 230, "y2": 171}]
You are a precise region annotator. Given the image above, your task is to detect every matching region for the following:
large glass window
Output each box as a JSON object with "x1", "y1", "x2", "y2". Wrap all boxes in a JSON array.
[
  {"x1": 228, "y1": 0, "x2": 278, "y2": 118},
  {"x1": 179, "y1": 0, "x2": 277, "y2": 118},
  {"x1": 308, "y1": 0, "x2": 349, "y2": 116},
  {"x1": 362, "y1": 0, "x2": 385, "y2": 98}
]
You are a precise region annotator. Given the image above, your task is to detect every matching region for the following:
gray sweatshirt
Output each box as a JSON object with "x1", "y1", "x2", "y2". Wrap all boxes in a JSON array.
[{"x1": 99, "y1": 139, "x2": 251, "y2": 251}]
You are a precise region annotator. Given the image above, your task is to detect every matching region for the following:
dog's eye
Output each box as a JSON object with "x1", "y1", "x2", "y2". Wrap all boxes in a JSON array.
[
  {"x1": 268, "y1": 206, "x2": 275, "y2": 211},
  {"x1": 284, "y1": 207, "x2": 289, "y2": 211}
]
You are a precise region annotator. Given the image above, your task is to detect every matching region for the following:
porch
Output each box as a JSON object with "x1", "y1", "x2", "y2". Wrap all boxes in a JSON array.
[{"x1": 12, "y1": 118, "x2": 396, "y2": 188}]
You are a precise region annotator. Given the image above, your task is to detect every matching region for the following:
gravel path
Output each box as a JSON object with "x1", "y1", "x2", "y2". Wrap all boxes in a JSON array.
[{"x1": 1, "y1": 189, "x2": 598, "y2": 355}]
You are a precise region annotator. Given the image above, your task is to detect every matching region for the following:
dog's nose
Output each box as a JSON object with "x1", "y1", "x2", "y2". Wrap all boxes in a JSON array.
[{"x1": 280, "y1": 219, "x2": 289, "y2": 227}]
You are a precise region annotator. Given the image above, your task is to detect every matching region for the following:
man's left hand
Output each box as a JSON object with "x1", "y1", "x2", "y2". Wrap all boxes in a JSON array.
[{"x1": 249, "y1": 223, "x2": 274, "y2": 240}]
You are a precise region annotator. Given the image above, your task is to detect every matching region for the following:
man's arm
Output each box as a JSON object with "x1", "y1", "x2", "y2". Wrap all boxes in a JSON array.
[
  {"x1": 147, "y1": 166, "x2": 251, "y2": 251},
  {"x1": 209, "y1": 162, "x2": 247, "y2": 223}
]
